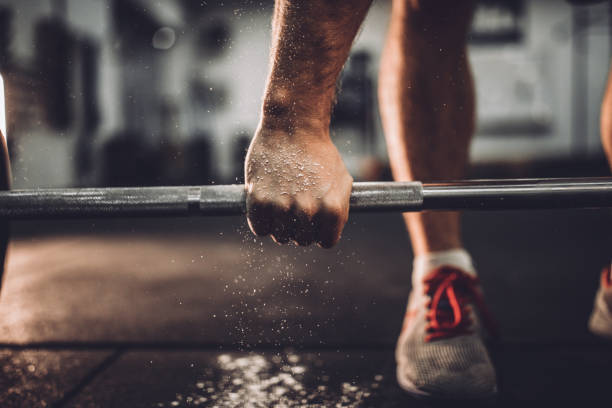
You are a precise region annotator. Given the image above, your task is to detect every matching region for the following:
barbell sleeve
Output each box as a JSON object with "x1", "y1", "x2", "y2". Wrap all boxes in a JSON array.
[{"x1": 0, "y1": 178, "x2": 610, "y2": 220}]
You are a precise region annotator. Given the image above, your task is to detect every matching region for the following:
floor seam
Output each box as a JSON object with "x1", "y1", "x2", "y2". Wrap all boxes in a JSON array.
[{"x1": 51, "y1": 348, "x2": 124, "y2": 408}]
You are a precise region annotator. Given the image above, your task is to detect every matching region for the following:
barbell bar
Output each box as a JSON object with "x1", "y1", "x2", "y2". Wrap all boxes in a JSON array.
[{"x1": 0, "y1": 177, "x2": 610, "y2": 220}]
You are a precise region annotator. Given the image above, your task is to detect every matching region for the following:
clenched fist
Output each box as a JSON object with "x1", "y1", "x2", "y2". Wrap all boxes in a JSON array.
[{"x1": 244, "y1": 127, "x2": 353, "y2": 248}]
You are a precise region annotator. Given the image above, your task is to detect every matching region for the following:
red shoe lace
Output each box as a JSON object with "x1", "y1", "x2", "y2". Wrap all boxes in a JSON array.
[
  {"x1": 602, "y1": 265, "x2": 612, "y2": 289},
  {"x1": 424, "y1": 266, "x2": 499, "y2": 342}
]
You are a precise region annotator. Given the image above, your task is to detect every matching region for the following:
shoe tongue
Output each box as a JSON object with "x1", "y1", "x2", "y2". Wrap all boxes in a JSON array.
[{"x1": 435, "y1": 298, "x2": 452, "y2": 311}]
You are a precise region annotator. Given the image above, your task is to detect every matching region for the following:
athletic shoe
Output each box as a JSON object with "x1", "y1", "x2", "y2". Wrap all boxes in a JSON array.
[
  {"x1": 396, "y1": 265, "x2": 499, "y2": 399},
  {"x1": 588, "y1": 264, "x2": 612, "y2": 339}
]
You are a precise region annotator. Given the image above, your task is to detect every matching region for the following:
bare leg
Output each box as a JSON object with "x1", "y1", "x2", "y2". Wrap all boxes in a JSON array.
[
  {"x1": 590, "y1": 60, "x2": 612, "y2": 338},
  {"x1": 0, "y1": 130, "x2": 8, "y2": 295},
  {"x1": 602, "y1": 61, "x2": 612, "y2": 279},
  {"x1": 602, "y1": 60, "x2": 612, "y2": 172},
  {"x1": 378, "y1": 0, "x2": 476, "y2": 256}
]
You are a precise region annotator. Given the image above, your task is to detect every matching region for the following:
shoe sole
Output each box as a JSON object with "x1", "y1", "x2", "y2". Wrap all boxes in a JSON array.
[{"x1": 396, "y1": 363, "x2": 498, "y2": 401}]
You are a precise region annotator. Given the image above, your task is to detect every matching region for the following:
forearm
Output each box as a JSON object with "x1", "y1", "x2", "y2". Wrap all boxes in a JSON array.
[{"x1": 261, "y1": 0, "x2": 372, "y2": 132}]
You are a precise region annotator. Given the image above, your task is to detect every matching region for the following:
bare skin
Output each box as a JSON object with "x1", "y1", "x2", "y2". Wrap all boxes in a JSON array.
[
  {"x1": 602, "y1": 60, "x2": 612, "y2": 172},
  {"x1": 0, "y1": 129, "x2": 8, "y2": 293},
  {"x1": 379, "y1": 0, "x2": 476, "y2": 256},
  {"x1": 247, "y1": 0, "x2": 478, "y2": 253},
  {"x1": 594, "y1": 62, "x2": 612, "y2": 280},
  {"x1": 245, "y1": 0, "x2": 372, "y2": 247},
  {"x1": 602, "y1": 64, "x2": 612, "y2": 280}
]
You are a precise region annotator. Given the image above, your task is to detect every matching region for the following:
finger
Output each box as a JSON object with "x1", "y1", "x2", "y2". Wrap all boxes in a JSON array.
[
  {"x1": 315, "y1": 178, "x2": 351, "y2": 248},
  {"x1": 270, "y1": 215, "x2": 291, "y2": 244},
  {"x1": 246, "y1": 192, "x2": 274, "y2": 236},
  {"x1": 291, "y1": 199, "x2": 317, "y2": 246},
  {"x1": 270, "y1": 200, "x2": 293, "y2": 245},
  {"x1": 315, "y1": 198, "x2": 349, "y2": 249}
]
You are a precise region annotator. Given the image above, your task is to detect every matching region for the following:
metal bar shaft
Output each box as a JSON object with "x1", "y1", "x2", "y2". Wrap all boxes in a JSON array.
[
  {"x1": 0, "y1": 178, "x2": 610, "y2": 220},
  {"x1": 423, "y1": 177, "x2": 612, "y2": 210}
]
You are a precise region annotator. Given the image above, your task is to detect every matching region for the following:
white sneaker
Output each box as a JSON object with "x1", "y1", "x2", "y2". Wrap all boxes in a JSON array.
[
  {"x1": 588, "y1": 265, "x2": 612, "y2": 339},
  {"x1": 396, "y1": 265, "x2": 498, "y2": 399}
]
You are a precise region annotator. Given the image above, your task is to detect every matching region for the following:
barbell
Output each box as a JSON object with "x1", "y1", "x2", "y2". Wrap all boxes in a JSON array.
[
  {"x1": 0, "y1": 74, "x2": 610, "y2": 219},
  {"x1": 0, "y1": 177, "x2": 610, "y2": 219}
]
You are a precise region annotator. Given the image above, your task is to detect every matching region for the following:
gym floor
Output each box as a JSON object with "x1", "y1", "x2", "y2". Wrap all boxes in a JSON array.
[{"x1": 0, "y1": 198, "x2": 611, "y2": 407}]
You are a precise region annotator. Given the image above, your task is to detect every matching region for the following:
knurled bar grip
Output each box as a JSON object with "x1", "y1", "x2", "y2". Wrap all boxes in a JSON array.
[{"x1": 0, "y1": 178, "x2": 611, "y2": 219}]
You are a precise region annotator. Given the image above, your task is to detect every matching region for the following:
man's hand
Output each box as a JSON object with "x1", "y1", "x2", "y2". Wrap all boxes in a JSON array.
[
  {"x1": 245, "y1": 127, "x2": 353, "y2": 248},
  {"x1": 243, "y1": 0, "x2": 372, "y2": 248}
]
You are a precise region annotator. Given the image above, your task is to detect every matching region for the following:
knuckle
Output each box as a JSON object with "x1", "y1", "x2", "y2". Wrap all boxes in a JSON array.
[
  {"x1": 318, "y1": 205, "x2": 344, "y2": 224},
  {"x1": 295, "y1": 200, "x2": 317, "y2": 219},
  {"x1": 273, "y1": 197, "x2": 292, "y2": 213},
  {"x1": 320, "y1": 195, "x2": 345, "y2": 215},
  {"x1": 247, "y1": 188, "x2": 266, "y2": 203},
  {"x1": 343, "y1": 173, "x2": 354, "y2": 187},
  {"x1": 247, "y1": 195, "x2": 272, "y2": 215}
]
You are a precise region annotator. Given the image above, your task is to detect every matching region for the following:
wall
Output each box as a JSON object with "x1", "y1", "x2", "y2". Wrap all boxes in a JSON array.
[{"x1": 0, "y1": 0, "x2": 610, "y2": 188}]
